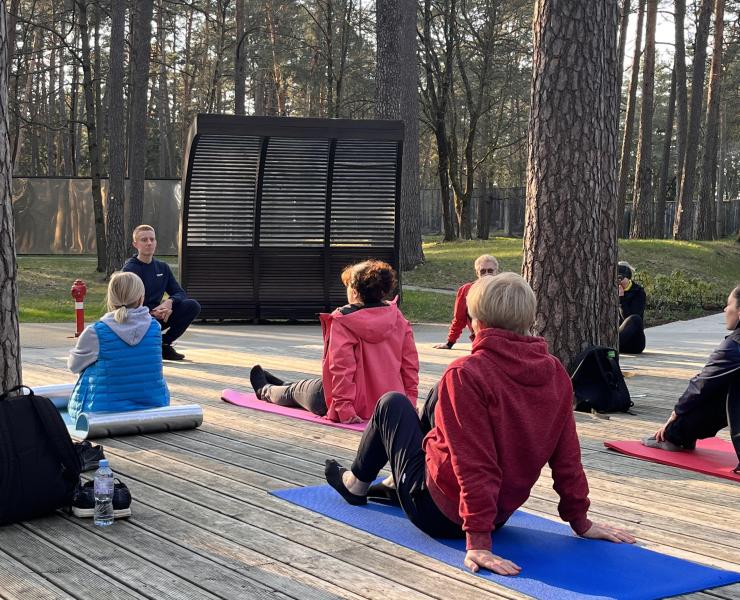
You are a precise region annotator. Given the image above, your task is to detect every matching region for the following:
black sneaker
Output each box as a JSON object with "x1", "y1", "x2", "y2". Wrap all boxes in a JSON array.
[
  {"x1": 71, "y1": 478, "x2": 132, "y2": 519},
  {"x1": 74, "y1": 441, "x2": 105, "y2": 472},
  {"x1": 162, "y1": 344, "x2": 185, "y2": 361},
  {"x1": 262, "y1": 368, "x2": 285, "y2": 386}
]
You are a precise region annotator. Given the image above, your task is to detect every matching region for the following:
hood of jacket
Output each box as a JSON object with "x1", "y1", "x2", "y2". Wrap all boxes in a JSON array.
[
  {"x1": 470, "y1": 326, "x2": 556, "y2": 387},
  {"x1": 100, "y1": 306, "x2": 155, "y2": 346},
  {"x1": 330, "y1": 300, "x2": 403, "y2": 344}
]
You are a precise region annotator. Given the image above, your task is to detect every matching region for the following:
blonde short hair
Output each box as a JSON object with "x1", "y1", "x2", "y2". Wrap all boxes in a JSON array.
[
  {"x1": 107, "y1": 272, "x2": 145, "y2": 323},
  {"x1": 474, "y1": 254, "x2": 499, "y2": 273},
  {"x1": 132, "y1": 224, "x2": 155, "y2": 241},
  {"x1": 467, "y1": 272, "x2": 536, "y2": 336}
]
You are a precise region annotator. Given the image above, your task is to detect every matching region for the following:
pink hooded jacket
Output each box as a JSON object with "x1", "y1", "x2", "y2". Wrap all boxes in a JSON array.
[{"x1": 320, "y1": 298, "x2": 419, "y2": 422}]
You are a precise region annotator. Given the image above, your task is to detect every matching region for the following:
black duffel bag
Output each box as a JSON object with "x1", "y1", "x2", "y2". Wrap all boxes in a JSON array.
[
  {"x1": 0, "y1": 385, "x2": 81, "y2": 525},
  {"x1": 569, "y1": 346, "x2": 634, "y2": 413}
]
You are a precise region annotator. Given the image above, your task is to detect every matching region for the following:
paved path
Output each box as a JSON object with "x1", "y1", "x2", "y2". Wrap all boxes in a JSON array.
[{"x1": 4, "y1": 314, "x2": 738, "y2": 600}]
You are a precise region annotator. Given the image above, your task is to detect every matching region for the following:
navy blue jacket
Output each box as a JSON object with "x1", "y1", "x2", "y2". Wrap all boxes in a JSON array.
[
  {"x1": 619, "y1": 281, "x2": 646, "y2": 323},
  {"x1": 674, "y1": 326, "x2": 740, "y2": 416},
  {"x1": 121, "y1": 257, "x2": 187, "y2": 311}
]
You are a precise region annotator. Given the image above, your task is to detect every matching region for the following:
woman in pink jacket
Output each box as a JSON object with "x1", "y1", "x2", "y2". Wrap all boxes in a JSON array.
[{"x1": 249, "y1": 260, "x2": 419, "y2": 424}]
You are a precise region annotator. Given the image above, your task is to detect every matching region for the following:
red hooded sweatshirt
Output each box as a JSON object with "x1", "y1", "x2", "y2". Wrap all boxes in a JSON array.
[
  {"x1": 320, "y1": 299, "x2": 419, "y2": 423},
  {"x1": 447, "y1": 282, "x2": 474, "y2": 345},
  {"x1": 423, "y1": 327, "x2": 592, "y2": 551}
]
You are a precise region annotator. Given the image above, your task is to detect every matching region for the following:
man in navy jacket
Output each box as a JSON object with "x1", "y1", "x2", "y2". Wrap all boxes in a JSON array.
[
  {"x1": 645, "y1": 285, "x2": 740, "y2": 472},
  {"x1": 122, "y1": 225, "x2": 200, "y2": 360}
]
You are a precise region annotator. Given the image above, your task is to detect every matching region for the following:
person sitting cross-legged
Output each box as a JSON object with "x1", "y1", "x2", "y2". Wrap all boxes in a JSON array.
[
  {"x1": 643, "y1": 285, "x2": 740, "y2": 473},
  {"x1": 122, "y1": 224, "x2": 201, "y2": 361},
  {"x1": 325, "y1": 272, "x2": 635, "y2": 575},
  {"x1": 433, "y1": 254, "x2": 499, "y2": 349}
]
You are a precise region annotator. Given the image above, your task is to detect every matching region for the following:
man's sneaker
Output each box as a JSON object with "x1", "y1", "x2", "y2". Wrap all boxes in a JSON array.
[
  {"x1": 641, "y1": 436, "x2": 686, "y2": 452},
  {"x1": 249, "y1": 365, "x2": 269, "y2": 399},
  {"x1": 262, "y1": 368, "x2": 285, "y2": 386},
  {"x1": 162, "y1": 344, "x2": 185, "y2": 361},
  {"x1": 74, "y1": 440, "x2": 105, "y2": 472},
  {"x1": 71, "y1": 479, "x2": 132, "y2": 518}
]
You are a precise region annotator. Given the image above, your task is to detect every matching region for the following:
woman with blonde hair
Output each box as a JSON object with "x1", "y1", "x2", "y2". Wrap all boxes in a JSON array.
[
  {"x1": 325, "y1": 272, "x2": 634, "y2": 576},
  {"x1": 67, "y1": 271, "x2": 169, "y2": 419}
]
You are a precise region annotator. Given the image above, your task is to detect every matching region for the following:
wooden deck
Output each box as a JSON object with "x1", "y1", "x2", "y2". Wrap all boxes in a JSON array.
[{"x1": 4, "y1": 315, "x2": 739, "y2": 600}]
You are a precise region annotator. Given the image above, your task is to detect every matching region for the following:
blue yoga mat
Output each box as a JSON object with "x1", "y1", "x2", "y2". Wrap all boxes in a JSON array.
[{"x1": 272, "y1": 484, "x2": 740, "y2": 600}]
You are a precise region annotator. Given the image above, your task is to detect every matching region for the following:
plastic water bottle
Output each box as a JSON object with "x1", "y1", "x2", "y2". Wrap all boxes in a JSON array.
[{"x1": 94, "y1": 459, "x2": 114, "y2": 527}]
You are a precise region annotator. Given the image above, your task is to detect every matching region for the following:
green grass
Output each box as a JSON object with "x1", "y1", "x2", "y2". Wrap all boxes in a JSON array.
[
  {"x1": 16, "y1": 256, "x2": 177, "y2": 323},
  {"x1": 401, "y1": 236, "x2": 740, "y2": 326},
  {"x1": 15, "y1": 238, "x2": 740, "y2": 325}
]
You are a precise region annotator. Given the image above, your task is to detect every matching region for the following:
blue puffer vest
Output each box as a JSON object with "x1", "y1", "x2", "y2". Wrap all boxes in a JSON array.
[{"x1": 68, "y1": 320, "x2": 169, "y2": 419}]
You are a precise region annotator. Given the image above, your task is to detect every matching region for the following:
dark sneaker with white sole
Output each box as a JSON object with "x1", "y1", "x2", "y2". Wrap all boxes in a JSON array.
[
  {"x1": 74, "y1": 440, "x2": 105, "y2": 472},
  {"x1": 71, "y1": 479, "x2": 132, "y2": 519}
]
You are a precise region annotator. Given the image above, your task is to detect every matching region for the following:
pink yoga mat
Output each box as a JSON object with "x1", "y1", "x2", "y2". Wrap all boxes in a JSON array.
[
  {"x1": 604, "y1": 438, "x2": 740, "y2": 482},
  {"x1": 221, "y1": 389, "x2": 366, "y2": 432}
]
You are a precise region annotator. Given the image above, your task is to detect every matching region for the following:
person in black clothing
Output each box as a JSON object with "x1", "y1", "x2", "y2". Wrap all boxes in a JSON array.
[
  {"x1": 121, "y1": 224, "x2": 200, "y2": 361},
  {"x1": 618, "y1": 261, "x2": 646, "y2": 354},
  {"x1": 643, "y1": 285, "x2": 740, "y2": 473}
]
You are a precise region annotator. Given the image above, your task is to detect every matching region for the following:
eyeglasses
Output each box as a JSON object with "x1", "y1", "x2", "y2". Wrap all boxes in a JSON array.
[{"x1": 478, "y1": 268, "x2": 497, "y2": 275}]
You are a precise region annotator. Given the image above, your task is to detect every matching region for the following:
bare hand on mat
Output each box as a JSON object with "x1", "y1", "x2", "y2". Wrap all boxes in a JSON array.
[
  {"x1": 343, "y1": 415, "x2": 364, "y2": 424},
  {"x1": 654, "y1": 411, "x2": 677, "y2": 442},
  {"x1": 464, "y1": 549, "x2": 521, "y2": 576},
  {"x1": 433, "y1": 343, "x2": 452, "y2": 349},
  {"x1": 581, "y1": 522, "x2": 636, "y2": 544}
]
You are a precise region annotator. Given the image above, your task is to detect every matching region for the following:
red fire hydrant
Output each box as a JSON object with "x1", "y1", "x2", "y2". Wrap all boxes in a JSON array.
[{"x1": 71, "y1": 279, "x2": 87, "y2": 337}]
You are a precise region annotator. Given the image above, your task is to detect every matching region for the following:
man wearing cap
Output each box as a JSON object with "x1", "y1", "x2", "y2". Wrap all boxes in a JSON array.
[{"x1": 618, "y1": 261, "x2": 646, "y2": 354}]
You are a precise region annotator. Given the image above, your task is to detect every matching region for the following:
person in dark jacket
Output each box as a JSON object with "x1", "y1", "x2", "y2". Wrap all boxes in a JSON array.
[
  {"x1": 325, "y1": 272, "x2": 635, "y2": 576},
  {"x1": 618, "y1": 261, "x2": 646, "y2": 354},
  {"x1": 644, "y1": 285, "x2": 740, "y2": 472},
  {"x1": 248, "y1": 260, "x2": 418, "y2": 424},
  {"x1": 433, "y1": 254, "x2": 499, "y2": 349},
  {"x1": 122, "y1": 224, "x2": 201, "y2": 361}
]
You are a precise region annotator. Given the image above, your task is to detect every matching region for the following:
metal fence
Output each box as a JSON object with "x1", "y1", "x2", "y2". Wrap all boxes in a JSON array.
[
  {"x1": 421, "y1": 187, "x2": 740, "y2": 239},
  {"x1": 12, "y1": 177, "x2": 181, "y2": 254}
]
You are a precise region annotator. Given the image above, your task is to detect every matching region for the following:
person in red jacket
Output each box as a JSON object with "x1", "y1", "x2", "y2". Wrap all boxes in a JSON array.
[
  {"x1": 249, "y1": 260, "x2": 418, "y2": 424},
  {"x1": 325, "y1": 272, "x2": 635, "y2": 575},
  {"x1": 433, "y1": 254, "x2": 499, "y2": 349}
]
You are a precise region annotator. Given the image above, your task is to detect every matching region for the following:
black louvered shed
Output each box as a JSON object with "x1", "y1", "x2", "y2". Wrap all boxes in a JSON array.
[{"x1": 179, "y1": 115, "x2": 403, "y2": 320}]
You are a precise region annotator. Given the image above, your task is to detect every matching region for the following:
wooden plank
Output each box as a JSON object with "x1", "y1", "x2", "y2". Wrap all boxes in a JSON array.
[{"x1": 0, "y1": 547, "x2": 74, "y2": 600}]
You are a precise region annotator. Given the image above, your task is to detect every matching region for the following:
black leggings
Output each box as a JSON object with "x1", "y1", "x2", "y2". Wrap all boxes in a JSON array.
[
  {"x1": 261, "y1": 377, "x2": 328, "y2": 416},
  {"x1": 351, "y1": 392, "x2": 464, "y2": 539},
  {"x1": 619, "y1": 314, "x2": 646, "y2": 354}
]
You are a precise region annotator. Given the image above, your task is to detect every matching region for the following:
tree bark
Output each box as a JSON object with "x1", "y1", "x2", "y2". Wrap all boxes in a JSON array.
[
  {"x1": 0, "y1": 4, "x2": 21, "y2": 388},
  {"x1": 128, "y1": 0, "x2": 153, "y2": 239},
  {"x1": 655, "y1": 65, "x2": 676, "y2": 238},
  {"x1": 673, "y1": 0, "x2": 688, "y2": 194},
  {"x1": 398, "y1": 0, "x2": 423, "y2": 269},
  {"x1": 617, "y1": 0, "x2": 631, "y2": 75},
  {"x1": 235, "y1": 0, "x2": 246, "y2": 115},
  {"x1": 157, "y1": 0, "x2": 171, "y2": 177},
  {"x1": 629, "y1": 0, "x2": 657, "y2": 239},
  {"x1": 673, "y1": 0, "x2": 713, "y2": 240},
  {"x1": 695, "y1": 0, "x2": 725, "y2": 240},
  {"x1": 523, "y1": 0, "x2": 620, "y2": 366},
  {"x1": 716, "y1": 102, "x2": 727, "y2": 237},
  {"x1": 616, "y1": 0, "x2": 645, "y2": 236},
  {"x1": 77, "y1": 0, "x2": 107, "y2": 272},
  {"x1": 107, "y1": 0, "x2": 127, "y2": 277}
]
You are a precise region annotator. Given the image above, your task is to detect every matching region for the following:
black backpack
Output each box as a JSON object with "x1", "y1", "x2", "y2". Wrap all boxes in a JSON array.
[
  {"x1": 0, "y1": 385, "x2": 81, "y2": 525},
  {"x1": 568, "y1": 346, "x2": 633, "y2": 413}
]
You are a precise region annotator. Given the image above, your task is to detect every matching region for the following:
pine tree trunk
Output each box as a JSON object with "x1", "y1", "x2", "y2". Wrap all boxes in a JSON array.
[
  {"x1": 673, "y1": 0, "x2": 688, "y2": 192},
  {"x1": 398, "y1": 0, "x2": 423, "y2": 269},
  {"x1": 695, "y1": 0, "x2": 725, "y2": 240},
  {"x1": 128, "y1": 0, "x2": 153, "y2": 239},
  {"x1": 716, "y1": 103, "x2": 727, "y2": 237},
  {"x1": 375, "y1": 0, "x2": 400, "y2": 120},
  {"x1": 523, "y1": 0, "x2": 620, "y2": 366},
  {"x1": 617, "y1": 0, "x2": 631, "y2": 75},
  {"x1": 107, "y1": 0, "x2": 127, "y2": 277},
  {"x1": 235, "y1": 0, "x2": 246, "y2": 115},
  {"x1": 629, "y1": 0, "x2": 657, "y2": 239},
  {"x1": 673, "y1": 0, "x2": 713, "y2": 240},
  {"x1": 655, "y1": 66, "x2": 676, "y2": 238},
  {"x1": 0, "y1": 5, "x2": 21, "y2": 388},
  {"x1": 157, "y1": 1, "x2": 170, "y2": 178},
  {"x1": 77, "y1": 0, "x2": 107, "y2": 272},
  {"x1": 616, "y1": 0, "x2": 645, "y2": 236}
]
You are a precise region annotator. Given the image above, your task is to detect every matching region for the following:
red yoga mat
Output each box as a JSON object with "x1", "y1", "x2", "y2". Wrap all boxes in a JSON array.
[
  {"x1": 604, "y1": 438, "x2": 740, "y2": 482},
  {"x1": 221, "y1": 389, "x2": 366, "y2": 432}
]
